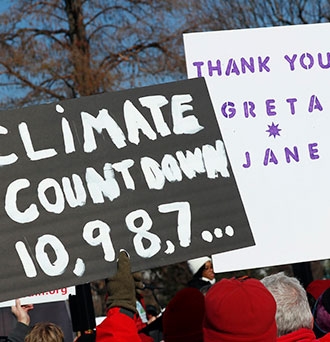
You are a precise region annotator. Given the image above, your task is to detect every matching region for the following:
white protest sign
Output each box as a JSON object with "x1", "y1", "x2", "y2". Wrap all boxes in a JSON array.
[
  {"x1": 184, "y1": 23, "x2": 330, "y2": 272},
  {"x1": 0, "y1": 286, "x2": 75, "y2": 308}
]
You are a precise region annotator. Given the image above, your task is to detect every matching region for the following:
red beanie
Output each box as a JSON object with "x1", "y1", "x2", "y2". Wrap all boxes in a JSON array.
[
  {"x1": 162, "y1": 287, "x2": 205, "y2": 342},
  {"x1": 307, "y1": 280, "x2": 330, "y2": 300},
  {"x1": 203, "y1": 277, "x2": 277, "y2": 342}
]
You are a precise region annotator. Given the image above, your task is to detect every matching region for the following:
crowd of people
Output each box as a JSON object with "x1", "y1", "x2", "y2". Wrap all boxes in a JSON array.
[{"x1": 6, "y1": 253, "x2": 330, "y2": 342}]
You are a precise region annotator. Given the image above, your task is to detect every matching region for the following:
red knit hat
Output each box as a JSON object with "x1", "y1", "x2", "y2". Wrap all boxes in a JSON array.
[
  {"x1": 203, "y1": 277, "x2": 277, "y2": 342},
  {"x1": 306, "y1": 279, "x2": 330, "y2": 300},
  {"x1": 162, "y1": 287, "x2": 205, "y2": 342}
]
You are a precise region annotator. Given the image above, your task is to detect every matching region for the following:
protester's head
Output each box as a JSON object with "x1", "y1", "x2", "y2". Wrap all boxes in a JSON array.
[
  {"x1": 146, "y1": 304, "x2": 158, "y2": 320},
  {"x1": 25, "y1": 322, "x2": 64, "y2": 342},
  {"x1": 313, "y1": 287, "x2": 330, "y2": 337},
  {"x1": 261, "y1": 272, "x2": 313, "y2": 336},
  {"x1": 162, "y1": 287, "x2": 205, "y2": 342},
  {"x1": 307, "y1": 279, "x2": 330, "y2": 311},
  {"x1": 307, "y1": 279, "x2": 330, "y2": 301},
  {"x1": 187, "y1": 256, "x2": 215, "y2": 281},
  {"x1": 203, "y1": 276, "x2": 277, "y2": 342}
]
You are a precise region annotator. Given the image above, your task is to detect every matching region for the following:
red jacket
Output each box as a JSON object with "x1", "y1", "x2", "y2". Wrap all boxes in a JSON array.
[
  {"x1": 277, "y1": 328, "x2": 330, "y2": 342},
  {"x1": 96, "y1": 307, "x2": 141, "y2": 342},
  {"x1": 96, "y1": 307, "x2": 153, "y2": 342},
  {"x1": 320, "y1": 333, "x2": 330, "y2": 342}
]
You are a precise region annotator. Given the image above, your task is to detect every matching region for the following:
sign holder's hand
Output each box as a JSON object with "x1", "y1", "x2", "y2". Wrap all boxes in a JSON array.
[
  {"x1": 11, "y1": 299, "x2": 34, "y2": 326},
  {"x1": 106, "y1": 250, "x2": 137, "y2": 313}
]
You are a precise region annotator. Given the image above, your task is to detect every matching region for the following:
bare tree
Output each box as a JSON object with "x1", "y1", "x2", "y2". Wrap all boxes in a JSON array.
[
  {"x1": 1, "y1": 0, "x2": 329, "y2": 108},
  {"x1": 183, "y1": 0, "x2": 330, "y2": 34},
  {"x1": 0, "y1": 0, "x2": 190, "y2": 107}
]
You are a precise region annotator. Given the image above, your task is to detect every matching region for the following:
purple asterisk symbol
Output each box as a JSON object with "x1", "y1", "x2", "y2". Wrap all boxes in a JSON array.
[{"x1": 266, "y1": 122, "x2": 282, "y2": 138}]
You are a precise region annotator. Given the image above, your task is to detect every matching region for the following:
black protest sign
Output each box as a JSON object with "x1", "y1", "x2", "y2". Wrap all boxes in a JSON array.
[{"x1": 0, "y1": 78, "x2": 254, "y2": 301}]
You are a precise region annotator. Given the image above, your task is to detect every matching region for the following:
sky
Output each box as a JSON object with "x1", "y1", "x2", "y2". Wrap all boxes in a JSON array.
[{"x1": 0, "y1": 0, "x2": 11, "y2": 13}]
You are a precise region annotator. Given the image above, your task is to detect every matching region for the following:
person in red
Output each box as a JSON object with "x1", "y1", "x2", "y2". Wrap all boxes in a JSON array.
[
  {"x1": 261, "y1": 272, "x2": 330, "y2": 342},
  {"x1": 162, "y1": 287, "x2": 205, "y2": 342},
  {"x1": 311, "y1": 287, "x2": 330, "y2": 339},
  {"x1": 203, "y1": 276, "x2": 277, "y2": 342},
  {"x1": 96, "y1": 250, "x2": 153, "y2": 342},
  {"x1": 307, "y1": 280, "x2": 330, "y2": 303}
]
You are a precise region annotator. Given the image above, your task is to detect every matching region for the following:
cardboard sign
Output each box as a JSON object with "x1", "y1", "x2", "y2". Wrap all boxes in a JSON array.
[
  {"x1": 0, "y1": 78, "x2": 253, "y2": 301},
  {"x1": 184, "y1": 23, "x2": 330, "y2": 272}
]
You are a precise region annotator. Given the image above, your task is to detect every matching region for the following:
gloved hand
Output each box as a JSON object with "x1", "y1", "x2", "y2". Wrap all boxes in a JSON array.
[{"x1": 106, "y1": 250, "x2": 137, "y2": 313}]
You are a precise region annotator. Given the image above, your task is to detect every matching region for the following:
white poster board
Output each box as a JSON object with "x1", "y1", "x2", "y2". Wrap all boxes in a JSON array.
[
  {"x1": 184, "y1": 23, "x2": 330, "y2": 272},
  {"x1": 0, "y1": 286, "x2": 76, "y2": 308}
]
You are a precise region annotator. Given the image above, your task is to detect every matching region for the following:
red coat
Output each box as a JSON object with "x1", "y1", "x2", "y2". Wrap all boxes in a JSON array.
[
  {"x1": 320, "y1": 333, "x2": 330, "y2": 342},
  {"x1": 96, "y1": 307, "x2": 153, "y2": 342},
  {"x1": 277, "y1": 328, "x2": 330, "y2": 342},
  {"x1": 96, "y1": 307, "x2": 141, "y2": 342}
]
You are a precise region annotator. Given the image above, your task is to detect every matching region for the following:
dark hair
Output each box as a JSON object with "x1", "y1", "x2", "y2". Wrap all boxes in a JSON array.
[
  {"x1": 194, "y1": 265, "x2": 205, "y2": 279},
  {"x1": 146, "y1": 304, "x2": 158, "y2": 317},
  {"x1": 321, "y1": 288, "x2": 330, "y2": 313}
]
